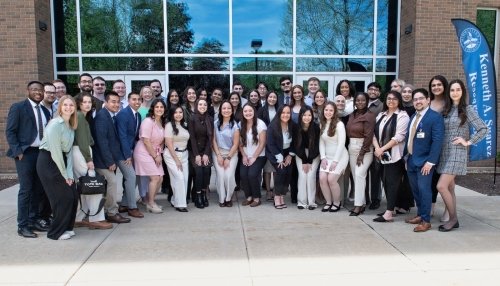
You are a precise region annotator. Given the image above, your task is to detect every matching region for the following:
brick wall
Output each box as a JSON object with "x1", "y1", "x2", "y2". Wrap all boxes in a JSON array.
[
  {"x1": 400, "y1": 0, "x2": 500, "y2": 167},
  {"x1": 0, "y1": 0, "x2": 53, "y2": 173}
]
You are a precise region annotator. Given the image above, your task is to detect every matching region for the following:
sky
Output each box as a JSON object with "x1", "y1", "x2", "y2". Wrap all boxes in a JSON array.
[{"x1": 182, "y1": 0, "x2": 288, "y2": 53}]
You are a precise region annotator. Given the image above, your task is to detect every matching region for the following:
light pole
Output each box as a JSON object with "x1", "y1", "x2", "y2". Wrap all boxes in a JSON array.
[{"x1": 251, "y1": 39, "x2": 262, "y2": 85}]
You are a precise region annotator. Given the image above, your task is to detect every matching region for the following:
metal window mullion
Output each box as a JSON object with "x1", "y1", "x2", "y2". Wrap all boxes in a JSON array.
[{"x1": 76, "y1": 0, "x2": 83, "y2": 72}]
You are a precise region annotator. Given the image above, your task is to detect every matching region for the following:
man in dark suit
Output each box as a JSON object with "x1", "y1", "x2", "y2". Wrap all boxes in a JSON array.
[
  {"x1": 115, "y1": 92, "x2": 143, "y2": 218},
  {"x1": 405, "y1": 88, "x2": 444, "y2": 232},
  {"x1": 93, "y1": 91, "x2": 131, "y2": 224},
  {"x1": 6, "y1": 81, "x2": 51, "y2": 238},
  {"x1": 277, "y1": 76, "x2": 292, "y2": 107}
]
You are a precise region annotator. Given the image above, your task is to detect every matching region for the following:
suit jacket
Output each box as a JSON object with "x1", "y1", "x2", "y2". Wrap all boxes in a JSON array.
[
  {"x1": 257, "y1": 104, "x2": 276, "y2": 125},
  {"x1": 405, "y1": 108, "x2": 444, "y2": 166},
  {"x1": 92, "y1": 108, "x2": 125, "y2": 169},
  {"x1": 265, "y1": 120, "x2": 297, "y2": 164},
  {"x1": 116, "y1": 106, "x2": 141, "y2": 160},
  {"x1": 6, "y1": 99, "x2": 50, "y2": 158},
  {"x1": 277, "y1": 93, "x2": 291, "y2": 108}
]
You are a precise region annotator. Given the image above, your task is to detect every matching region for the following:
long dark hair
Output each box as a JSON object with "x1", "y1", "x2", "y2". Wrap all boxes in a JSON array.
[
  {"x1": 320, "y1": 101, "x2": 339, "y2": 137},
  {"x1": 217, "y1": 101, "x2": 235, "y2": 131},
  {"x1": 383, "y1": 90, "x2": 404, "y2": 111},
  {"x1": 167, "y1": 106, "x2": 188, "y2": 135},
  {"x1": 290, "y1": 85, "x2": 305, "y2": 107},
  {"x1": 74, "y1": 91, "x2": 94, "y2": 123},
  {"x1": 183, "y1": 86, "x2": 197, "y2": 110},
  {"x1": 443, "y1": 79, "x2": 468, "y2": 126},
  {"x1": 336, "y1": 79, "x2": 356, "y2": 98},
  {"x1": 295, "y1": 106, "x2": 316, "y2": 150},
  {"x1": 269, "y1": 105, "x2": 293, "y2": 140},
  {"x1": 240, "y1": 104, "x2": 259, "y2": 145},
  {"x1": 166, "y1": 89, "x2": 182, "y2": 111},
  {"x1": 428, "y1": 75, "x2": 449, "y2": 101},
  {"x1": 147, "y1": 98, "x2": 168, "y2": 126}
]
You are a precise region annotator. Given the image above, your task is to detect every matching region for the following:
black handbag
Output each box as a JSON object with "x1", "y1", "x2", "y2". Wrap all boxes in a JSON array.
[{"x1": 77, "y1": 172, "x2": 107, "y2": 216}]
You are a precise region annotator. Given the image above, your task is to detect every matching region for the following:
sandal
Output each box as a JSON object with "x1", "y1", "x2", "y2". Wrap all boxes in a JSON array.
[
  {"x1": 329, "y1": 204, "x2": 340, "y2": 212},
  {"x1": 322, "y1": 204, "x2": 332, "y2": 212}
]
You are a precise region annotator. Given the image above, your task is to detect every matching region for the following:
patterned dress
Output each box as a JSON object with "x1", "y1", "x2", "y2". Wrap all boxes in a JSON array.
[{"x1": 437, "y1": 105, "x2": 487, "y2": 175}]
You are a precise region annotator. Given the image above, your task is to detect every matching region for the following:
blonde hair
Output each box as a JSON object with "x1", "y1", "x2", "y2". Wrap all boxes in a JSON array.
[{"x1": 57, "y1": 95, "x2": 78, "y2": 130}]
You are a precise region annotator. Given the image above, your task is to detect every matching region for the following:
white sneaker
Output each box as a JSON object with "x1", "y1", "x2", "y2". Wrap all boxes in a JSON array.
[
  {"x1": 64, "y1": 230, "x2": 76, "y2": 237},
  {"x1": 58, "y1": 233, "x2": 72, "y2": 240}
]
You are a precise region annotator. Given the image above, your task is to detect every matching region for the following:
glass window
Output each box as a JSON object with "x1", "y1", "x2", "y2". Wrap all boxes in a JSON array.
[
  {"x1": 57, "y1": 75, "x2": 80, "y2": 96},
  {"x1": 297, "y1": 58, "x2": 372, "y2": 72},
  {"x1": 169, "y1": 75, "x2": 229, "y2": 96},
  {"x1": 376, "y1": 59, "x2": 397, "y2": 72},
  {"x1": 83, "y1": 57, "x2": 165, "y2": 71},
  {"x1": 477, "y1": 9, "x2": 497, "y2": 56},
  {"x1": 80, "y1": 0, "x2": 164, "y2": 53},
  {"x1": 233, "y1": 57, "x2": 292, "y2": 72},
  {"x1": 53, "y1": 0, "x2": 78, "y2": 54},
  {"x1": 168, "y1": 57, "x2": 229, "y2": 71},
  {"x1": 56, "y1": 57, "x2": 79, "y2": 71},
  {"x1": 233, "y1": 0, "x2": 290, "y2": 54},
  {"x1": 168, "y1": 1, "x2": 229, "y2": 54},
  {"x1": 376, "y1": 74, "x2": 396, "y2": 93},
  {"x1": 377, "y1": 0, "x2": 398, "y2": 56},
  {"x1": 233, "y1": 75, "x2": 290, "y2": 94},
  {"x1": 296, "y1": 1, "x2": 374, "y2": 55}
]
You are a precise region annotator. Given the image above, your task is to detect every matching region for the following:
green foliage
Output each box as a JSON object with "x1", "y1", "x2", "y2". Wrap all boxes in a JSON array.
[{"x1": 477, "y1": 9, "x2": 497, "y2": 54}]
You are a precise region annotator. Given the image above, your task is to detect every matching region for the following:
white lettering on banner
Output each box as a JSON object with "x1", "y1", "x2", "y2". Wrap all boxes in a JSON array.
[
  {"x1": 468, "y1": 72, "x2": 477, "y2": 105},
  {"x1": 479, "y1": 54, "x2": 492, "y2": 102},
  {"x1": 485, "y1": 119, "x2": 493, "y2": 156}
]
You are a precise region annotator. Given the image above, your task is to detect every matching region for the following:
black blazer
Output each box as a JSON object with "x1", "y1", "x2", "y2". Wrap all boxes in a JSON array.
[
  {"x1": 257, "y1": 104, "x2": 277, "y2": 126},
  {"x1": 294, "y1": 122, "x2": 320, "y2": 164},
  {"x1": 6, "y1": 99, "x2": 50, "y2": 158},
  {"x1": 265, "y1": 120, "x2": 297, "y2": 164}
]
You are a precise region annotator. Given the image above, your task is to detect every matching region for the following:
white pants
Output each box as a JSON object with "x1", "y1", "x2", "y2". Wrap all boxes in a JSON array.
[
  {"x1": 212, "y1": 149, "x2": 238, "y2": 204},
  {"x1": 296, "y1": 156, "x2": 320, "y2": 207},
  {"x1": 72, "y1": 146, "x2": 105, "y2": 222},
  {"x1": 348, "y1": 138, "x2": 373, "y2": 207},
  {"x1": 163, "y1": 150, "x2": 189, "y2": 208}
]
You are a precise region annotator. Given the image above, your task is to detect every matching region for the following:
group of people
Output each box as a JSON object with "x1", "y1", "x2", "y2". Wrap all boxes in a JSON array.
[{"x1": 6, "y1": 73, "x2": 487, "y2": 240}]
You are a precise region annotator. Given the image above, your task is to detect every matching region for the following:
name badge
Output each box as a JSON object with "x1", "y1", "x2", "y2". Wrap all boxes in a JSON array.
[{"x1": 417, "y1": 132, "x2": 425, "y2": 138}]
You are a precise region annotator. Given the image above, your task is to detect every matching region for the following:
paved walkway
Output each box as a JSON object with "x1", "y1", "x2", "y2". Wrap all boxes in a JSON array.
[{"x1": 0, "y1": 184, "x2": 499, "y2": 285}]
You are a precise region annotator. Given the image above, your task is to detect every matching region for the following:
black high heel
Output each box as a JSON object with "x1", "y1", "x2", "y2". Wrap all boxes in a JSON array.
[
  {"x1": 438, "y1": 221, "x2": 459, "y2": 232},
  {"x1": 349, "y1": 206, "x2": 365, "y2": 216}
]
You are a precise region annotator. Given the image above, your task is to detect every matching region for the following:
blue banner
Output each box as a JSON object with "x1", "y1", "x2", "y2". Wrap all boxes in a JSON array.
[{"x1": 452, "y1": 19, "x2": 497, "y2": 161}]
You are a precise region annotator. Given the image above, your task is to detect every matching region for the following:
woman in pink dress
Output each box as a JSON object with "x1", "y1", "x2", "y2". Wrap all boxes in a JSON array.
[{"x1": 134, "y1": 98, "x2": 167, "y2": 214}]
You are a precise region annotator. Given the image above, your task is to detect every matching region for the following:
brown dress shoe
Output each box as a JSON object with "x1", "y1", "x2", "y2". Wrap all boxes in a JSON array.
[
  {"x1": 405, "y1": 216, "x2": 422, "y2": 224},
  {"x1": 118, "y1": 206, "x2": 128, "y2": 213},
  {"x1": 128, "y1": 208, "x2": 144, "y2": 218},
  {"x1": 413, "y1": 222, "x2": 432, "y2": 232},
  {"x1": 106, "y1": 213, "x2": 131, "y2": 223},
  {"x1": 242, "y1": 199, "x2": 252, "y2": 206},
  {"x1": 88, "y1": 221, "x2": 113, "y2": 230},
  {"x1": 250, "y1": 200, "x2": 261, "y2": 207},
  {"x1": 74, "y1": 219, "x2": 90, "y2": 228}
]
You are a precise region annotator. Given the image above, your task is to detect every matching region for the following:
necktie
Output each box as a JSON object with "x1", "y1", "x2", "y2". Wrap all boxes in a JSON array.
[
  {"x1": 408, "y1": 112, "x2": 421, "y2": 155},
  {"x1": 35, "y1": 105, "x2": 44, "y2": 140},
  {"x1": 285, "y1": 96, "x2": 290, "y2": 105},
  {"x1": 134, "y1": 113, "x2": 139, "y2": 134}
]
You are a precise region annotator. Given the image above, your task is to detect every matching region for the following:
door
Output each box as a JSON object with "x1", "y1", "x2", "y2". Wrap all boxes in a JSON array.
[{"x1": 296, "y1": 75, "x2": 373, "y2": 101}]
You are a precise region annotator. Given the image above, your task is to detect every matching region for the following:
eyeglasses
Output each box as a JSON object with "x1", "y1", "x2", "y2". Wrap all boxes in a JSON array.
[
  {"x1": 281, "y1": 82, "x2": 291, "y2": 86},
  {"x1": 94, "y1": 83, "x2": 105, "y2": 86},
  {"x1": 368, "y1": 87, "x2": 379, "y2": 92},
  {"x1": 413, "y1": 96, "x2": 427, "y2": 102},
  {"x1": 80, "y1": 80, "x2": 92, "y2": 84},
  {"x1": 44, "y1": 91, "x2": 56, "y2": 95},
  {"x1": 386, "y1": 97, "x2": 398, "y2": 101}
]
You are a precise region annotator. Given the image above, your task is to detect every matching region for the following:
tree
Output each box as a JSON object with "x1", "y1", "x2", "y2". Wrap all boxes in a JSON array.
[
  {"x1": 281, "y1": 0, "x2": 375, "y2": 71},
  {"x1": 167, "y1": 1, "x2": 194, "y2": 71}
]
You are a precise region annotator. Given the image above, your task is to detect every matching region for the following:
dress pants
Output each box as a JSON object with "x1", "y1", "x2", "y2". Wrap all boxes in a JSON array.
[
  {"x1": 15, "y1": 147, "x2": 44, "y2": 228},
  {"x1": 348, "y1": 138, "x2": 373, "y2": 207},
  {"x1": 407, "y1": 155, "x2": 433, "y2": 222},
  {"x1": 296, "y1": 156, "x2": 320, "y2": 207},
  {"x1": 117, "y1": 160, "x2": 138, "y2": 209},
  {"x1": 381, "y1": 159, "x2": 405, "y2": 211},
  {"x1": 240, "y1": 156, "x2": 266, "y2": 199},
  {"x1": 395, "y1": 171, "x2": 415, "y2": 210},
  {"x1": 95, "y1": 168, "x2": 118, "y2": 215},
  {"x1": 164, "y1": 150, "x2": 189, "y2": 208},
  {"x1": 37, "y1": 150, "x2": 78, "y2": 240},
  {"x1": 271, "y1": 163, "x2": 292, "y2": 196},
  {"x1": 290, "y1": 157, "x2": 299, "y2": 201},
  {"x1": 366, "y1": 159, "x2": 382, "y2": 204},
  {"x1": 72, "y1": 146, "x2": 105, "y2": 222},
  {"x1": 212, "y1": 149, "x2": 238, "y2": 204}
]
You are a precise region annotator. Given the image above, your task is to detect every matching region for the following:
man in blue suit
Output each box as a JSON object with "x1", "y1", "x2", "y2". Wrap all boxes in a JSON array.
[
  {"x1": 405, "y1": 88, "x2": 444, "y2": 232},
  {"x1": 6, "y1": 81, "x2": 51, "y2": 238},
  {"x1": 115, "y1": 92, "x2": 143, "y2": 218},
  {"x1": 93, "y1": 91, "x2": 131, "y2": 224}
]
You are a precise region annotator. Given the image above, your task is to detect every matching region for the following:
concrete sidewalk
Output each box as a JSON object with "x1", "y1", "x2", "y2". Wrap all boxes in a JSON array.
[{"x1": 0, "y1": 184, "x2": 499, "y2": 286}]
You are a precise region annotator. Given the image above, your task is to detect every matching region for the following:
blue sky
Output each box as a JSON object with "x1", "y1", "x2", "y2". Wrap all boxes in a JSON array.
[{"x1": 183, "y1": 0, "x2": 288, "y2": 53}]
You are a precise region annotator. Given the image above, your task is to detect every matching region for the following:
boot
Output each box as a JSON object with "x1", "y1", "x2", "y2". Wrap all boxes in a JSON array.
[
  {"x1": 202, "y1": 189, "x2": 209, "y2": 207},
  {"x1": 195, "y1": 192, "x2": 204, "y2": 209}
]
